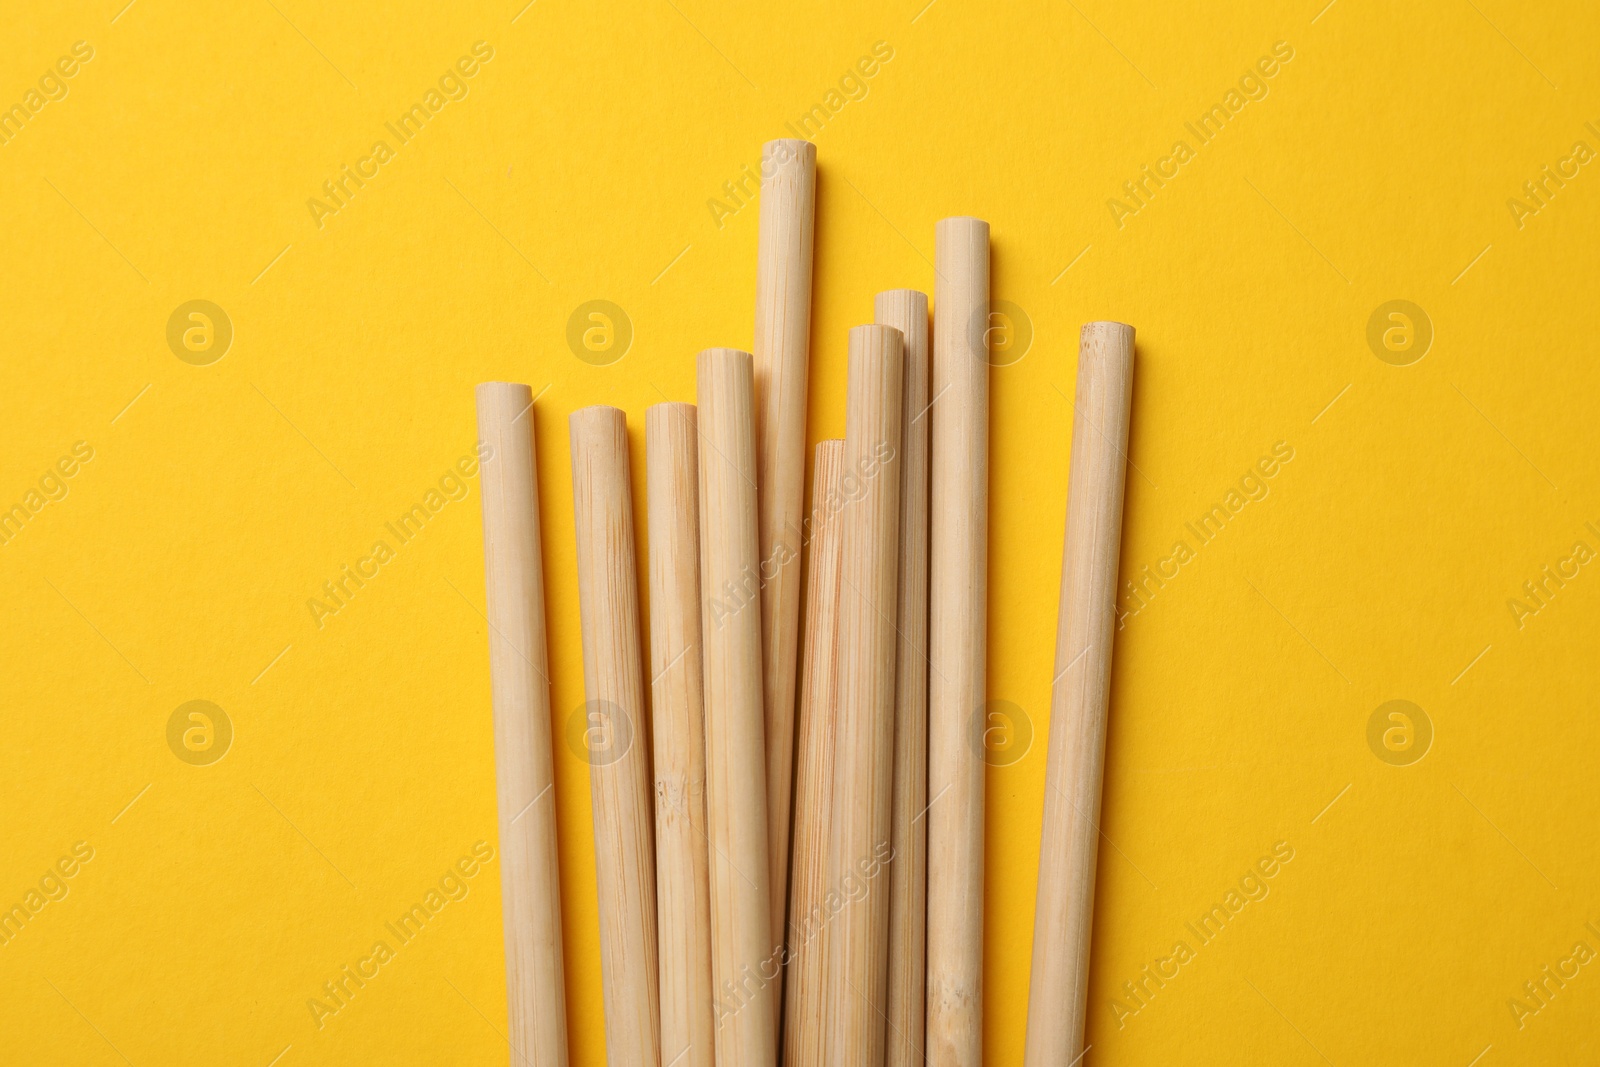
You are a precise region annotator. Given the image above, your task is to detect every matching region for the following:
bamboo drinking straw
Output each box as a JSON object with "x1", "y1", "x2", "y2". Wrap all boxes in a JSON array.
[
  {"x1": 1022, "y1": 323, "x2": 1135, "y2": 1067},
  {"x1": 696, "y1": 349, "x2": 778, "y2": 1066},
  {"x1": 647, "y1": 403, "x2": 715, "y2": 1067},
  {"x1": 875, "y1": 291, "x2": 931, "y2": 1067},
  {"x1": 569, "y1": 405, "x2": 662, "y2": 1067},
  {"x1": 783, "y1": 439, "x2": 846, "y2": 1067},
  {"x1": 475, "y1": 383, "x2": 569, "y2": 1067},
  {"x1": 825, "y1": 324, "x2": 906, "y2": 1067},
  {"x1": 753, "y1": 137, "x2": 818, "y2": 971},
  {"x1": 926, "y1": 216, "x2": 990, "y2": 1067}
]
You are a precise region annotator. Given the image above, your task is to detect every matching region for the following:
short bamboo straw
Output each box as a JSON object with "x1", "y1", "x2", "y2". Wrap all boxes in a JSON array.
[
  {"x1": 647, "y1": 403, "x2": 715, "y2": 1067},
  {"x1": 824, "y1": 324, "x2": 906, "y2": 1067},
  {"x1": 926, "y1": 216, "x2": 990, "y2": 1067},
  {"x1": 753, "y1": 137, "x2": 818, "y2": 978},
  {"x1": 569, "y1": 405, "x2": 662, "y2": 1067},
  {"x1": 696, "y1": 349, "x2": 777, "y2": 1065},
  {"x1": 475, "y1": 383, "x2": 569, "y2": 1067},
  {"x1": 783, "y1": 439, "x2": 846, "y2": 1067},
  {"x1": 1023, "y1": 323, "x2": 1135, "y2": 1067},
  {"x1": 875, "y1": 291, "x2": 931, "y2": 1067}
]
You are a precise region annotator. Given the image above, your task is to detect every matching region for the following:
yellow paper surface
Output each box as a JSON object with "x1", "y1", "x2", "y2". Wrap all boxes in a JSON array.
[{"x1": 3, "y1": 0, "x2": 1598, "y2": 1063}]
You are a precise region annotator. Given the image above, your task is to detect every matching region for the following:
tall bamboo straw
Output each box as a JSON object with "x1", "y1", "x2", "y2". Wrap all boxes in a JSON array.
[
  {"x1": 697, "y1": 349, "x2": 777, "y2": 1066},
  {"x1": 926, "y1": 216, "x2": 990, "y2": 1067},
  {"x1": 783, "y1": 440, "x2": 846, "y2": 1067},
  {"x1": 569, "y1": 405, "x2": 662, "y2": 1067},
  {"x1": 647, "y1": 403, "x2": 715, "y2": 1067},
  {"x1": 875, "y1": 290, "x2": 931, "y2": 1067},
  {"x1": 754, "y1": 138, "x2": 818, "y2": 979},
  {"x1": 1023, "y1": 322, "x2": 1135, "y2": 1067},
  {"x1": 475, "y1": 382, "x2": 569, "y2": 1067},
  {"x1": 824, "y1": 324, "x2": 906, "y2": 1067}
]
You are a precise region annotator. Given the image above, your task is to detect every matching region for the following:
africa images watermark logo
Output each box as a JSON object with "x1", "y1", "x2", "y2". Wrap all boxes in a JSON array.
[
  {"x1": 1506, "y1": 122, "x2": 1600, "y2": 231},
  {"x1": 705, "y1": 40, "x2": 895, "y2": 231},
  {"x1": 305, "y1": 42, "x2": 495, "y2": 230},
  {"x1": 0, "y1": 841, "x2": 95, "y2": 949},
  {"x1": 167, "y1": 700, "x2": 233, "y2": 766},
  {"x1": 1118, "y1": 441, "x2": 1295, "y2": 627},
  {"x1": 1366, "y1": 700, "x2": 1431, "y2": 767},
  {"x1": 305, "y1": 842, "x2": 496, "y2": 1031},
  {"x1": 1107, "y1": 40, "x2": 1295, "y2": 229},
  {"x1": 0, "y1": 40, "x2": 95, "y2": 149},
  {"x1": 305, "y1": 444, "x2": 491, "y2": 630},
  {"x1": 167, "y1": 300, "x2": 233, "y2": 366},
  {"x1": 0, "y1": 441, "x2": 95, "y2": 549},
  {"x1": 566, "y1": 300, "x2": 632, "y2": 366},
  {"x1": 1111, "y1": 840, "x2": 1296, "y2": 1028},
  {"x1": 1365, "y1": 300, "x2": 1431, "y2": 366},
  {"x1": 566, "y1": 699, "x2": 634, "y2": 766},
  {"x1": 705, "y1": 439, "x2": 895, "y2": 631}
]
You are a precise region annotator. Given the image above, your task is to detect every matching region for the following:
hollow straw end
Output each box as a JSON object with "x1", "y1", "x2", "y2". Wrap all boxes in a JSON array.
[
  {"x1": 476, "y1": 380, "x2": 534, "y2": 408},
  {"x1": 646, "y1": 400, "x2": 695, "y2": 421},
  {"x1": 696, "y1": 347, "x2": 754, "y2": 378},
  {"x1": 568, "y1": 405, "x2": 628, "y2": 449},
  {"x1": 1080, "y1": 320, "x2": 1135, "y2": 343},
  {"x1": 762, "y1": 137, "x2": 816, "y2": 175},
  {"x1": 935, "y1": 215, "x2": 990, "y2": 243},
  {"x1": 874, "y1": 289, "x2": 929, "y2": 317},
  {"x1": 1079, "y1": 322, "x2": 1136, "y2": 369},
  {"x1": 849, "y1": 323, "x2": 906, "y2": 351}
]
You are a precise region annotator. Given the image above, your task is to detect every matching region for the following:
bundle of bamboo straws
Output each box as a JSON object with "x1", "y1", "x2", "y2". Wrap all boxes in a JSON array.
[{"x1": 474, "y1": 138, "x2": 1135, "y2": 1067}]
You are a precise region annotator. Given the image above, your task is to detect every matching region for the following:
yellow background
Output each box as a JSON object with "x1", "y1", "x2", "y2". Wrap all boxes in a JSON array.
[{"x1": 3, "y1": 0, "x2": 1598, "y2": 1063}]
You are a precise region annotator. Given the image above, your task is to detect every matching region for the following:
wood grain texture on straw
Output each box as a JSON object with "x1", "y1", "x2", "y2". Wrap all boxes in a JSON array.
[
  {"x1": 753, "y1": 137, "x2": 818, "y2": 987},
  {"x1": 569, "y1": 405, "x2": 662, "y2": 1067},
  {"x1": 926, "y1": 216, "x2": 990, "y2": 1067},
  {"x1": 475, "y1": 382, "x2": 569, "y2": 1067},
  {"x1": 875, "y1": 291, "x2": 931, "y2": 1067},
  {"x1": 647, "y1": 403, "x2": 716, "y2": 1067},
  {"x1": 824, "y1": 323, "x2": 906, "y2": 1067},
  {"x1": 696, "y1": 349, "x2": 777, "y2": 1067},
  {"x1": 783, "y1": 439, "x2": 847, "y2": 1067},
  {"x1": 1023, "y1": 322, "x2": 1135, "y2": 1067}
]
